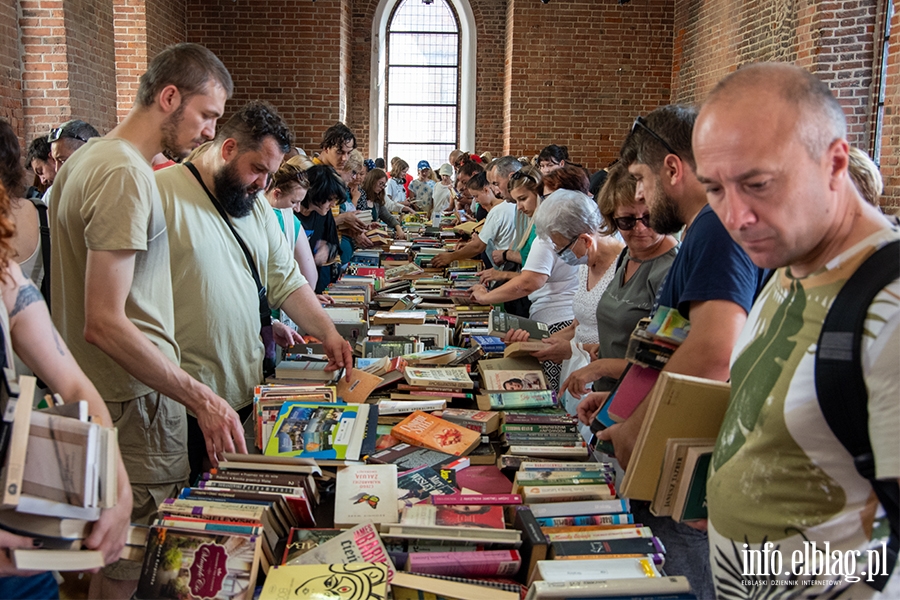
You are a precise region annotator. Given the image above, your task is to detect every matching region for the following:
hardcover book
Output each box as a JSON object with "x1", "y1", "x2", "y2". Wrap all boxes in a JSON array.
[
  {"x1": 397, "y1": 466, "x2": 458, "y2": 509},
  {"x1": 488, "y1": 310, "x2": 550, "y2": 340},
  {"x1": 438, "y1": 408, "x2": 501, "y2": 435},
  {"x1": 392, "y1": 412, "x2": 481, "y2": 457},
  {"x1": 405, "y1": 549, "x2": 521, "y2": 578},
  {"x1": 549, "y1": 537, "x2": 665, "y2": 559},
  {"x1": 481, "y1": 370, "x2": 546, "y2": 391},
  {"x1": 403, "y1": 367, "x2": 474, "y2": 390},
  {"x1": 334, "y1": 464, "x2": 399, "y2": 528},
  {"x1": 477, "y1": 391, "x2": 558, "y2": 411},
  {"x1": 136, "y1": 526, "x2": 261, "y2": 600},
  {"x1": 263, "y1": 402, "x2": 373, "y2": 461}
]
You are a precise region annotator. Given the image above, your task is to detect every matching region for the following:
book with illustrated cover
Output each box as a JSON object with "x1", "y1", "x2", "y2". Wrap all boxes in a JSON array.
[
  {"x1": 482, "y1": 370, "x2": 546, "y2": 391},
  {"x1": 281, "y1": 528, "x2": 342, "y2": 565},
  {"x1": 260, "y1": 563, "x2": 388, "y2": 600},
  {"x1": 438, "y1": 409, "x2": 501, "y2": 435},
  {"x1": 401, "y1": 503, "x2": 506, "y2": 529},
  {"x1": 392, "y1": 412, "x2": 481, "y2": 457},
  {"x1": 477, "y1": 391, "x2": 558, "y2": 411},
  {"x1": 136, "y1": 526, "x2": 261, "y2": 600},
  {"x1": 403, "y1": 367, "x2": 474, "y2": 390},
  {"x1": 263, "y1": 402, "x2": 372, "y2": 461},
  {"x1": 334, "y1": 464, "x2": 399, "y2": 528},
  {"x1": 287, "y1": 522, "x2": 396, "y2": 581},
  {"x1": 397, "y1": 466, "x2": 458, "y2": 510}
]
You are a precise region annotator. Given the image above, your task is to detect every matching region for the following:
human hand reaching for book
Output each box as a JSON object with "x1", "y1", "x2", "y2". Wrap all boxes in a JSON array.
[
  {"x1": 322, "y1": 332, "x2": 353, "y2": 382},
  {"x1": 197, "y1": 394, "x2": 248, "y2": 466},
  {"x1": 273, "y1": 321, "x2": 305, "y2": 347},
  {"x1": 530, "y1": 336, "x2": 572, "y2": 363},
  {"x1": 560, "y1": 362, "x2": 604, "y2": 399},
  {"x1": 502, "y1": 329, "x2": 531, "y2": 344},
  {"x1": 576, "y1": 391, "x2": 609, "y2": 426}
]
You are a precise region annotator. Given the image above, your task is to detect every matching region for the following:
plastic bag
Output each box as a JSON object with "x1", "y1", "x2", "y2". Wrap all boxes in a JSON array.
[{"x1": 559, "y1": 340, "x2": 592, "y2": 416}]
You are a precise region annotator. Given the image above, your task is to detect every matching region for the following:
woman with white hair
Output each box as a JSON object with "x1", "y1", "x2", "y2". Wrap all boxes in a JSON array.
[{"x1": 470, "y1": 189, "x2": 584, "y2": 390}]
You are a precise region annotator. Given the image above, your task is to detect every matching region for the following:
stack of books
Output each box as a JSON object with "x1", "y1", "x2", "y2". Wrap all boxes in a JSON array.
[{"x1": 0, "y1": 375, "x2": 121, "y2": 571}]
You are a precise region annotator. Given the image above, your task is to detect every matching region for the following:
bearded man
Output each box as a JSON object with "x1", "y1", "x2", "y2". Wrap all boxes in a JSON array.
[{"x1": 155, "y1": 100, "x2": 352, "y2": 483}]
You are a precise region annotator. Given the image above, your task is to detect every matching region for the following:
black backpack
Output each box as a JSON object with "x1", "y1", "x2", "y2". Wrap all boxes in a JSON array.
[{"x1": 814, "y1": 239, "x2": 899, "y2": 591}]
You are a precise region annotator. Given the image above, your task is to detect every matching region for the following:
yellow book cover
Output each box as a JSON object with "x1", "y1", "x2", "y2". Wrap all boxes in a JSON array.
[{"x1": 259, "y1": 563, "x2": 387, "y2": 600}]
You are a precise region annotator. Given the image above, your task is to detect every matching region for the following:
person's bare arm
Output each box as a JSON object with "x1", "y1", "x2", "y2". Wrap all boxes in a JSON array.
[
  {"x1": 293, "y1": 231, "x2": 318, "y2": 291},
  {"x1": 280, "y1": 284, "x2": 353, "y2": 381},
  {"x1": 83, "y1": 249, "x2": 247, "y2": 464},
  {"x1": 3, "y1": 264, "x2": 132, "y2": 565},
  {"x1": 470, "y1": 270, "x2": 547, "y2": 305},
  {"x1": 431, "y1": 234, "x2": 487, "y2": 267},
  {"x1": 595, "y1": 299, "x2": 748, "y2": 468}
]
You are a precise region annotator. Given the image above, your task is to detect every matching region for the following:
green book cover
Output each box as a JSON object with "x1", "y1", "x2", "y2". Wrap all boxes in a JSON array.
[{"x1": 677, "y1": 450, "x2": 712, "y2": 521}]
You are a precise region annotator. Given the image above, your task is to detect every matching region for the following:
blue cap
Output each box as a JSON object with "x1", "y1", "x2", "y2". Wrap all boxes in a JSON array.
[
  {"x1": 417, "y1": 160, "x2": 431, "y2": 170},
  {"x1": 364, "y1": 158, "x2": 376, "y2": 171}
]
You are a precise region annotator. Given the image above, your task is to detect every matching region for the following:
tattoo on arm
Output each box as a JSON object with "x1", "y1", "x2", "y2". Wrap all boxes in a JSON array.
[{"x1": 10, "y1": 282, "x2": 44, "y2": 318}]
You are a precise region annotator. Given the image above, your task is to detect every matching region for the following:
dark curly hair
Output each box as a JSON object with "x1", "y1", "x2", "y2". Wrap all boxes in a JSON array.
[
  {"x1": 25, "y1": 135, "x2": 52, "y2": 166},
  {"x1": 0, "y1": 120, "x2": 24, "y2": 197},
  {"x1": 319, "y1": 122, "x2": 356, "y2": 152},
  {"x1": 215, "y1": 100, "x2": 293, "y2": 154}
]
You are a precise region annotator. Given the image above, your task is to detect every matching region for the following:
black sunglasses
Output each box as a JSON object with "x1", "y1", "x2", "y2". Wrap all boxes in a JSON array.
[
  {"x1": 48, "y1": 127, "x2": 90, "y2": 145},
  {"x1": 630, "y1": 116, "x2": 678, "y2": 157},
  {"x1": 614, "y1": 215, "x2": 651, "y2": 231}
]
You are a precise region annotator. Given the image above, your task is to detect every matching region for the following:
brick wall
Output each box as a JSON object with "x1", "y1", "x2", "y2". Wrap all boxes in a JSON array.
[
  {"x1": 185, "y1": 0, "x2": 346, "y2": 154},
  {"x1": 672, "y1": 0, "x2": 878, "y2": 150},
  {"x1": 63, "y1": 0, "x2": 118, "y2": 134},
  {"x1": 505, "y1": 0, "x2": 674, "y2": 172},
  {"x1": 146, "y1": 0, "x2": 185, "y2": 56},
  {"x1": 879, "y1": 4, "x2": 899, "y2": 204},
  {"x1": 113, "y1": 0, "x2": 147, "y2": 122},
  {"x1": 19, "y1": 0, "x2": 69, "y2": 144},
  {"x1": 0, "y1": 1, "x2": 23, "y2": 141}
]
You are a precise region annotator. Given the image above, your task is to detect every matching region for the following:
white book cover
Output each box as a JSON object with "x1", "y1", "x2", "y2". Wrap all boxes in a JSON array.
[
  {"x1": 535, "y1": 557, "x2": 661, "y2": 583},
  {"x1": 334, "y1": 464, "x2": 399, "y2": 528}
]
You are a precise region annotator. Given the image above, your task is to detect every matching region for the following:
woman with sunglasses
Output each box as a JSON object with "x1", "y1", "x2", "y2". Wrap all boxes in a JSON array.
[{"x1": 556, "y1": 163, "x2": 678, "y2": 402}]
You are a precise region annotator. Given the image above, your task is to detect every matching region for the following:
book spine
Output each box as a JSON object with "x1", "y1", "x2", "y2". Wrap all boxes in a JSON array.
[
  {"x1": 197, "y1": 480, "x2": 306, "y2": 496},
  {"x1": 430, "y1": 494, "x2": 522, "y2": 505},
  {"x1": 156, "y1": 519, "x2": 262, "y2": 535},
  {"x1": 522, "y1": 485, "x2": 616, "y2": 503},
  {"x1": 501, "y1": 424, "x2": 577, "y2": 433},
  {"x1": 501, "y1": 414, "x2": 577, "y2": 425},
  {"x1": 206, "y1": 470, "x2": 306, "y2": 487},
  {"x1": 503, "y1": 434, "x2": 583, "y2": 444},
  {"x1": 550, "y1": 537, "x2": 665, "y2": 557},
  {"x1": 527, "y1": 499, "x2": 630, "y2": 518},
  {"x1": 536, "y1": 513, "x2": 635, "y2": 527},
  {"x1": 406, "y1": 550, "x2": 521, "y2": 577}
]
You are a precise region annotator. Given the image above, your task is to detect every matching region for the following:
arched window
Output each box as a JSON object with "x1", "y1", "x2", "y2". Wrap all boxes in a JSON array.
[{"x1": 372, "y1": 0, "x2": 476, "y2": 170}]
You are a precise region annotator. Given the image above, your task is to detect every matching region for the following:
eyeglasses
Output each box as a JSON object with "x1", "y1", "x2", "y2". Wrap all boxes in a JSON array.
[
  {"x1": 630, "y1": 116, "x2": 678, "y2": 157},
  {"x1": 556, "y1": 237, "x2": 578, "y2": 257},
  {"x1": 614, "y1": 215, "x2": 652, "y2": 231},
  {"x1": 48, "y1": 127, "x2": 89, "y2": 145}
]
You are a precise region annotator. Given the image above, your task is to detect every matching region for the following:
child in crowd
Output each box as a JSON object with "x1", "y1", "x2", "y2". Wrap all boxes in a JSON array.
[
  {"x1": 386, "y1": 158, "x2": 413, "y2": 213},
  {"x1": 431, "y1": 163, "x2": 454, "y2": 223},
  {"x1": 409, "y1": 160, "x2": 436, "y2": 214}
]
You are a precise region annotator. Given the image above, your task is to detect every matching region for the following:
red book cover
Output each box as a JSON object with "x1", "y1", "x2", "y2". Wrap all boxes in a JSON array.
[
  {"x1": 455, "y1": 465, "x2": 514, "y2": 494},
  {"x1": 433, "y1": 504, "x2": 506, "y2": 528}
]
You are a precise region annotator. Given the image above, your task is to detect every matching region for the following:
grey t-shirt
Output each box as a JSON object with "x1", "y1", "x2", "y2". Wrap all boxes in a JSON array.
[{"x1": 596, "y1": 247, "x2": 678, "y2": 362}]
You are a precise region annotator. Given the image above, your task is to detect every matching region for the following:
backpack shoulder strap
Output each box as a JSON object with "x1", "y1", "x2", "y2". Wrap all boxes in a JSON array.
[
  {"x1": 815, "y1": 238, "x2": 900, "y2": 591},
  {"x1": 28, "y1": 199, "x2": 51, "y2": 313}
]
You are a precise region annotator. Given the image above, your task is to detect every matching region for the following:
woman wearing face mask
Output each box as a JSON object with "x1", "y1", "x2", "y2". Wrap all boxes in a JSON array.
[
  {"x1": 553, "y1": 164, "x2": 678, "y2": 400},
  {"x1": 470, "y1": 188, "x2": 583, "y2": 391}
]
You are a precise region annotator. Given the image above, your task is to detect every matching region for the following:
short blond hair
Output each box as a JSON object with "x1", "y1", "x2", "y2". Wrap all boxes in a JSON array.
[{"x1": 847, "y1": 147, "x2": 883, "y2": 206}]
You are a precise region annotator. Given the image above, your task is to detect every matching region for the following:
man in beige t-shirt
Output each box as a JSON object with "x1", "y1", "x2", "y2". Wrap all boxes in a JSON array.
[
  {"x1": 49, "y1": 43, "x2": 245, "y2": 598},
  {"x1": 157, "y1": 101, "x2": 354, "y2": 481}
]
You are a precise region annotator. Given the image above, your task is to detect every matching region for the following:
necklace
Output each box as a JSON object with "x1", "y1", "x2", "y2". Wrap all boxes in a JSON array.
[{"x1": 628, "y1": 254, "x2": 645, "y2": 264}]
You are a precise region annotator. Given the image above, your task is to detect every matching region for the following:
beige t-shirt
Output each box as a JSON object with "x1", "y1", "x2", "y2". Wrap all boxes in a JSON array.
[
  {"x1": 155, "y1": 164, "x2": 307, "y2": 410},
  {"x1": 50, "y1": 137, "x2": 179, "y2": 402}
]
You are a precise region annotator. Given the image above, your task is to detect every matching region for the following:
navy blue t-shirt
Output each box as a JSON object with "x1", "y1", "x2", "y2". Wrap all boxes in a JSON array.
[{"x1": 654, "y1": 204, "x2": 766, "y2": 318}]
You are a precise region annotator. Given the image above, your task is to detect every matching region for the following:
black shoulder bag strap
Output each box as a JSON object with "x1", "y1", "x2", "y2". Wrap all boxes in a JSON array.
[
  {"x1": 815, "y1": 238, "x2": 900, "y2": 591},
  {"x1": 184, "y1": 162, "x2": 277, "y2": 378},
  {"x1": 29, "y1": 199, "x2": 51, "y2": 313},
  {"x1": 614, "y1": 246, "x2": 629, "y2": 272}
]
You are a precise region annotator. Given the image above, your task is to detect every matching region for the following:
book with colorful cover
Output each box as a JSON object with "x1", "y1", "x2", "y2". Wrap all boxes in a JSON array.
[
  {"x1": 438, "y1": 408, "x2": 501, "y2": 434},
  {"x1": 534, "y1": 514, "x2": 635, "y2": 527},
  {"x1": 136, "y1": 526, "x2": 261, "y2": 600},
  {"x1": 260, "y1": 563, "x2": 388, "y2": 600},
  {"x1": 288, "y1": 522, "x2": 396, "y2": 581},
  {"x1": 401, "y1": 503, "x2": 506, "y2": 529},
  {"x1": 391, "y1": 412, "x2": 482, "y2": 457},
  {"x1": 368, "y1": 443, "x2": 469, "y2": 472},
  {"x1": 403, "y1": 367, "x2": 474, "y2": 390},
  {"x1": 482, "y1": 370, "x2": 546, "y2": 391},
  {"x1": 477, "y1": 390, "x2": 558, "y2": 411},
  {"x1": 397, "y1": 466, "x2": 458, "y2": 510},
  {"x1": 263, "y1": 402, "x2": 371, "y2": 461},
  {"x1": 334, "y1": 464, "x2": 399, "y2": 528}
]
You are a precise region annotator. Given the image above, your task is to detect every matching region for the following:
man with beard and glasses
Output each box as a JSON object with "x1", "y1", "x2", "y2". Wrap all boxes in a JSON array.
[
  {"x1": 156, "y1": 101, "x2": 354, "y2": 484},
  {"x1": 576, "y1": 104, "x2": 767, "y2": 599},
  {"x1": 50, "y1": 43, "x2": 238, "y2": 599}
]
